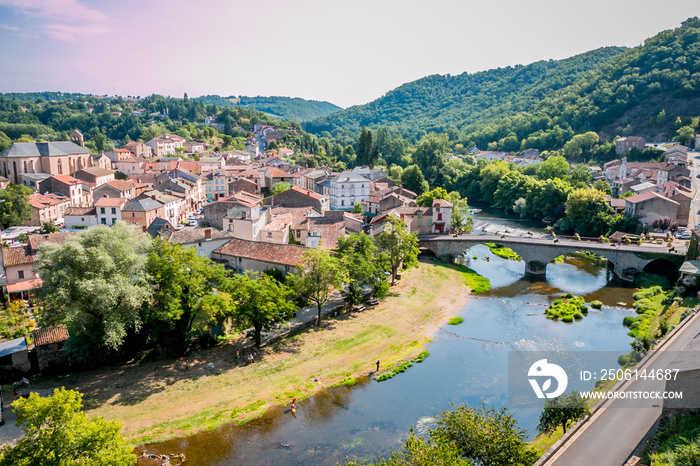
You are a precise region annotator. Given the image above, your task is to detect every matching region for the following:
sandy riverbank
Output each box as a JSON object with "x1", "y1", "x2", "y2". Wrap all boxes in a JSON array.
[{"x1": 21, "y1": 257, "x2": 473, "y2": 446}]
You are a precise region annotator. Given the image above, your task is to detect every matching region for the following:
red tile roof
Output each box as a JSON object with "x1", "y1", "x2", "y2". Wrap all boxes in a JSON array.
[
  {"x1": 32, "y1": 325, "x2": 70, "y2": 346},
  {"x1": 27, "y1": 232, "x2": 76, "y2": 252},
  {"x1": 214, "y1": 238, "x2": 307, "y2": 267},
  {"x1": 95, "y1": 197, "x2": 127, "y2": 207},
  {"x1": 28, "y1": 192, "x2": 69, "y2": 209},
  {"x1": 2, "y1": 246, "x2": 34, "y2": 266},
  {"x1": 290, "y1": 186, "x2": 324, "y2": 200}
]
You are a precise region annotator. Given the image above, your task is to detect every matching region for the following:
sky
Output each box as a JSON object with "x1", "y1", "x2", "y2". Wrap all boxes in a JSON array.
[{"x1": 0, "y1": 0, "x2": 698, "y2": 109}]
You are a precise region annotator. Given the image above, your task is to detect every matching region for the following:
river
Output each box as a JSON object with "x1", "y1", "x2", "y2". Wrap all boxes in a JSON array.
[{"x1": 140, "y1": 220, "x2": 637, "y2": 465}]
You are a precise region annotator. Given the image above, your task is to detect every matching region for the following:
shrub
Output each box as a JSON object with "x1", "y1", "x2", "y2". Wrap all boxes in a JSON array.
[
  {"x1": 591, "y1": 300, "x2": 603, "y2": 310},
  {"x1": 562, "y1": 316, "x2": 574, "y2": 323},
  {"x1": 447, "y1": 317, "x2": 464, "y2": 325},
  {"x1": 623, "y1": 316, "x2": 636, "y2": 327},
  {"x1": 573, "y1": 312, "x2": 583, "y2": 320},
  {"x1": 562, "y1": 293, "x2": 574, "y2": 299}
]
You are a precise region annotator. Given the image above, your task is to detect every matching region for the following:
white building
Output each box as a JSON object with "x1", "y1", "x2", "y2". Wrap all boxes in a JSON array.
[{"x1": 329, "y1": 171, "x2": 371, "y2": 210}]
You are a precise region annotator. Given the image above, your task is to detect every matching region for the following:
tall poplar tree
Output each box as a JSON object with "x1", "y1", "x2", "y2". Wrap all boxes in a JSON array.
[{"x1": 356, "y1": 126, "x2": 373, "y2": 167}]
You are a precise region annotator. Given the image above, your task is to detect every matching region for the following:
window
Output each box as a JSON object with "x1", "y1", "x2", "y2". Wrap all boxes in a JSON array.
[
  {"x1": 111, "y1": 208, "x2": 116, "y2": 214},
  {"x1": 18, "y1": 271, "x2": 24, "y2": 280},
  {"x1": 101, "y1": 218, "x2": 107, "y2": 224},
  {"x1": 437, "y1": 213, "x2": 443, "y2": 221},
  {"x1": 132, "y1": 213, "x2": 135, "y2": 217},
  {"x1": 111, "y1": 218, "x2": 117, "y2": 225},
  {"x1": 100, "y1": 207, "x2": 105, "y2": 214}
]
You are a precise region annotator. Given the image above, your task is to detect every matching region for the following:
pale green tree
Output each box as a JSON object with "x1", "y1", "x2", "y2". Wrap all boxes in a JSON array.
[
  {"x1": 337, "y1": 233, "x2": 379, "y2": 304},
  {"x1": 36, "y1": 223, "x2": 152, "y2": 365},
  {"x1": 289, "y1": 248, "x2": 346, "y2": 326},
  {"x1": 376, "y1": 216, "x2": 420, "y2": 284},
  {"x1": 0, "y1": 388, "x2": 135, "y2": 466}
]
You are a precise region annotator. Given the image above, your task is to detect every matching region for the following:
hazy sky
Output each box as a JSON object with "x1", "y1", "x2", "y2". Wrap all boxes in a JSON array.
[{"x1": 0, "y1": 0, "x2": 698, "y2": 108}]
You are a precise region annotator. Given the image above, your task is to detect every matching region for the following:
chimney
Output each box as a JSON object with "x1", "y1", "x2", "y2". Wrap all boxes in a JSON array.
[{"x1": 205, "y1": 228, "x2": 211, "y2": 240}]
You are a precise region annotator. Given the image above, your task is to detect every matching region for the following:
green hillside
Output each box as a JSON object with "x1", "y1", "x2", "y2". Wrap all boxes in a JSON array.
[
  {"x1": 304, "y1": 46, "x2": 627, "y2": 139},
  {"x1": 193, "y1": 95, "x2": 342, "y2": 122},
  {"x1": 306, "y1": 17, "x2": 700, "y2": 154}
]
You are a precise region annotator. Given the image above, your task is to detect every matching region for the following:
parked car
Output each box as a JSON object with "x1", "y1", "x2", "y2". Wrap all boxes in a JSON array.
[
  {"x1": 675, "y1": 230, "x2": 691, "y2": 240},
  {"x1": 188, "y1": 218, "x2": 198, "y2": 227}
]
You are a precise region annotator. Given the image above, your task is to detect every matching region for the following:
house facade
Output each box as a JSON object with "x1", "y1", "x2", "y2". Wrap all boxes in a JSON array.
[{"x1": 329, "y1": 171, "x2": 371, "y2": 210}]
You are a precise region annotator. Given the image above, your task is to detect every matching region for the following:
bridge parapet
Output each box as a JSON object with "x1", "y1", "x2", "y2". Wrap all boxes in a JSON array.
[{"x1": 418, "y1": 234, "x2": 684, "y2": 283}]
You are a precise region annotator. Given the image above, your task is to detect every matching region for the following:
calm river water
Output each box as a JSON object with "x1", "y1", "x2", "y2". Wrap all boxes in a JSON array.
[{"x1": 140, "y1": 230, "x2": 637, "y2": 465}]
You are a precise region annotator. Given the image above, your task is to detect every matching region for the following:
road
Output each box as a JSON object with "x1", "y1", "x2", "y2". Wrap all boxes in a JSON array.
[{"x1": 544, "y1": 310, "x2": 700, "y2": 465}]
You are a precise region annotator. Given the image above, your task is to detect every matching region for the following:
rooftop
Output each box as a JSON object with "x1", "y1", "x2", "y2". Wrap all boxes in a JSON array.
[
  {"x1": 214, "y1": 238, "x2": 307, "y2": 267},
  {"x1": 32, "y1": 325, "x2": 70, "y2": 346},
  {"x1": 1, "y1": 141, "x2": 89, "y2": 158}
]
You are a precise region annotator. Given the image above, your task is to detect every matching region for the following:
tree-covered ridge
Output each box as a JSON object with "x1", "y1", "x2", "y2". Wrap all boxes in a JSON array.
[
  {"x1": 193, "y1": 95, "x2": 342, "y2": 122},
  {"x1": 304, "y1": 46, "x2": 627, "y2": 140},
  {"x1": 307, "y1": 17, "x2": 700, "y2": 154},
  {"x1": 0, "y1": 92, "x2": 306, "y2": 153}
]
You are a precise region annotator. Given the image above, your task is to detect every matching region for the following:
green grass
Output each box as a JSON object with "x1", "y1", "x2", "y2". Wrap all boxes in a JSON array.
[
  {"x1": 545, "y1": 294, "x2": 588, "y2": 322},
  {"x1": 451, "y1": 264, "x2": 491, "y2": 293},
  {"x1": 375, "y1": 351, "x2": 430, "y2": 382},
  {"x1": 447, "y1": 317, "x2": 464, "y2": 325},
  {"x1": 484, "y1": 243, "x2": 522, "y2": 261},
  {"x1": 634, "y1": 272, "x2": 673, "y2": 289}
]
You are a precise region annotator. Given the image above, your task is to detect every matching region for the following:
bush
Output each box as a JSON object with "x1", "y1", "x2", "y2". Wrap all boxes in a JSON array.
[
  {"x1": 573, "y1": 312, "x2": 583, "y2": 320},
  {"x1": 562, "y1": 316, "x2": 574, "y2": 323},
  {"x1": 623, "y1": 316, "x2": 636, "y2": 327},
  {"x1": 562, "y1": 293, "x2": 574, "y2": 299},
  {"x1": 447, "y1": 317, "x2": 464, "y2": 325},
  {"x1": 591, "y1": 300, "x2": 603, "y2": 310}
]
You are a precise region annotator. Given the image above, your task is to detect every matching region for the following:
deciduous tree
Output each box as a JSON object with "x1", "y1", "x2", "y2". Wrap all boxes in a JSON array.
[
  {"x1": 226, "y1": 273, "x2": 297, "y2": 347},
  {"x1": 36, "y1": 224, "x2": 152, "y2": 365},
  {"x1": 376, "y1": 216, "x2": 419, "y2": 284},
  {"x1": 537, "y1": 392, "x2": 590, "y2": 435},
  {"x1": 431, "y1": 403, "x2": 538, "y2": 466},
  {"x1": 289, "y1": 248, "x2": 346, "y2": 326},
  {"x1": 337, "y1": 233, "x2": 379, "y2": 305},
  {"x1": 0, "y1": 388, "x2": 135, "y2": 466},
  {"x1": 0, "y1": 184, "x2": 32, "y2": 228}
]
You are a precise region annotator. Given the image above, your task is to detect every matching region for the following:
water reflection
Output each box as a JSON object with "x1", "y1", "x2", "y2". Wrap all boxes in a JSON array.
[{"x1": 140, "y1": 242, "x2": 635, "y2": 465}]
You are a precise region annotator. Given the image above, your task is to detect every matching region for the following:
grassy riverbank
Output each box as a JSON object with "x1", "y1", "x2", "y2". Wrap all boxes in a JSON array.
[
  {"x1": 484, "y1": 242, "x2": 521, "y2": 261},
  {"x1": 25, "y1": 258, "x2": 474, "y2": 446}
]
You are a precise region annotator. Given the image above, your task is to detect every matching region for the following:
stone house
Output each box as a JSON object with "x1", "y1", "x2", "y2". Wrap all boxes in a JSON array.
[
  {"x1": 223, "y1": 200, "x2": 270, "y2": 241},
  {"x1": 615, "y1": 136, "x2": 646, "y2": 155},
  {"x1": 74, "y1": 167, "x2": 115, "y2": 187},
  {"x1": 93, "y1": 179, "x2": 137, "y2": 200},
  {"x1": 624, "y1": 191, "x2": 679, "y2": 226},
  {"x1": 26, "y1": 192, "x2": 70, "y2": 226},
  {"x1": 262, "y1": 186, "x2": 328, "y2": 213},
  {"x1": 124, "y1": 141, "x2": 152, "y2": 159},
  {"x1": 37, "y1": 174, "x2": 93, "y2": 207},
  {"x1": 121, "y1": 196, "x2": 165, "y2": 229},
  {"x1": 212, "y1": 238, "x2": 307, "y2": 276},
  {"x1": 32, "y1": 325, "x2": 70, "y2": 371}
]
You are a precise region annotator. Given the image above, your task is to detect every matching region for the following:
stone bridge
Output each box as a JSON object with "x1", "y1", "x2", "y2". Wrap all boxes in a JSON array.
[{"x1": 418, "y1": 234, "x2": 685, "y2": 282}]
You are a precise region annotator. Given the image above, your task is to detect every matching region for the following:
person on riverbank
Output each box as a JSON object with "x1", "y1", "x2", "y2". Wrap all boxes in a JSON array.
[
  {"x1": 247, "y1": 353, "x2": 254, "y2": 365},
  {"x1": 376, "y1": 360, "x2": 380, "y2": 372}
]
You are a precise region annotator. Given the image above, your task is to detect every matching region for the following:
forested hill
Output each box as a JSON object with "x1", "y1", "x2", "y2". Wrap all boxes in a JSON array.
[
  {"x1": 193, "y1": 95, "x2": 342, "y2": 122},
  {"x1": 307, "y1": 17, "x2": 700, "y2": 154},
  {"x1": 303, "y1": 46, "x2": 627, "y2": 140}
]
